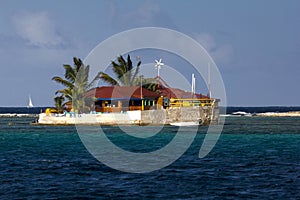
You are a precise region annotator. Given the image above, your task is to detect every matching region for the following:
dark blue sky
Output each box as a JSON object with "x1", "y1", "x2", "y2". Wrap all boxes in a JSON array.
[{"x1": 0, "y1": 0, "x2": 299, "y2": 106}]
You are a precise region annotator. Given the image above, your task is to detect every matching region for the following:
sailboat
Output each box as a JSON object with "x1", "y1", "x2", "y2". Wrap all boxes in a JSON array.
[{"x1": 27, "y1": 95, "x2": 34, "y2": 108}]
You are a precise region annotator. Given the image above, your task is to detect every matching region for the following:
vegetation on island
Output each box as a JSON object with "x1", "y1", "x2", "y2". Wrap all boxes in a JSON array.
[
  {"x1": 52, "y1": 55, "x2": 159, "y2": 113},
  {"x1": 53, "y1": 95, "x2": 64, "y2": 113},
  {"x1": 98, "y1": 55, "x2": 158, "y2": 91},
  {"x1": 98, "y1": 55, "x2": 141, "y2": 86},
  {"x1": 52, "y1": 57, "x2": 94, "y2": 113}
]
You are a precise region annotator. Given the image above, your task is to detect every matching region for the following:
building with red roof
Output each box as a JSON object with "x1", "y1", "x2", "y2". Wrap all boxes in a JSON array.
[
  {"x1": 84, "y1": 83, "x2": 215, "y2": 113},
  {"x1": 85, "y1": 86, "x2": 161, "y2": 113}
]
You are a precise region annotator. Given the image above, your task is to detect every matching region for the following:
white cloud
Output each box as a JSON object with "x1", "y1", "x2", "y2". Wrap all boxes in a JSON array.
[
  {"x1": 135, "y1": 1, "x2": 160, "y2": 24},
  {"x1": 211, "y1": 44, "x2": 233, "y2": 65},
  {"x1": 109, "y1": 0, "x2": 176, "y2": 29},
  {"x1": 194, "y1": 33, "x2": 216, "y2": 52},
  {"x1": 12, "y1": 11, "x2": 63, "y2": 47},
  {"x1": 194, "y1": 33, "x2": 233, "y2": 65}
]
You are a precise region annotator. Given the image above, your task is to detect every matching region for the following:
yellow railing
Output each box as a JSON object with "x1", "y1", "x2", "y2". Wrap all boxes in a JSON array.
[
  {"x1": 95, "y1": 106, "x2": 143, "y2": 113},
  {"x1": 169, "y1": 98, "x2": 216, "y2": 107}
]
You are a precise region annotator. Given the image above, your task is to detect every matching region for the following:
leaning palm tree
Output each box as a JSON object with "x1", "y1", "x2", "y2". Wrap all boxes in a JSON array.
[
  {"x1": 52, "y1": 57, "x2": 83, "y2": 102},
  {"x1": 52, "y1": 57, "x2": 92, "y2": 112}
]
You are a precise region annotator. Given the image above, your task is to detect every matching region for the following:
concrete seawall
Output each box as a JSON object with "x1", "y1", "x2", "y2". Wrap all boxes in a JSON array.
[
  {"x1": 37, "y1": 107, "x2": 219, "y2": 126},
  {"x1": 141, "y1": 106, "x2": 219, "y2": 125}
]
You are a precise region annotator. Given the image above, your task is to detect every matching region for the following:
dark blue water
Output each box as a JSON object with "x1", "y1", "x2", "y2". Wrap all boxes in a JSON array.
[
  {"x1": 0, "y1": 116, "x2": 300, "y2": 199},
  {"x1": 0, "y1": 107, "x2": 45, "y2": 114}
]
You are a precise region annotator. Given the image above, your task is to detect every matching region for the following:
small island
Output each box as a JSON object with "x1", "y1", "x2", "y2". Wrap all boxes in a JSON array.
[{"x1": 38, "y1": 55, "x2": 219, "y2": 126}]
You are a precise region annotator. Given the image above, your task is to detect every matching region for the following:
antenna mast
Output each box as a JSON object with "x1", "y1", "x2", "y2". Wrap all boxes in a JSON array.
[
  {"x1": 191, "y1": 73, "x2": 196, "y2": 95},
  {"x1": 208, "y1": 63, "x2": 211, "y2": 98},
  {"x1": 140, "y1": 76, "x2": 143, "y2": 98}
]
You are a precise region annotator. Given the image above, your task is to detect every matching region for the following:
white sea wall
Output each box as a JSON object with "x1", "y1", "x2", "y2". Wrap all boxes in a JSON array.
[
  {"x1": 37, "y1": 107, "x2": 218, "y2": 125},
  {"x1": 38, "y1": 111, "x2": 142, "y2": 125},
  {"x1": 141, "y1": 106, "x2": 217, "y2": 125}
]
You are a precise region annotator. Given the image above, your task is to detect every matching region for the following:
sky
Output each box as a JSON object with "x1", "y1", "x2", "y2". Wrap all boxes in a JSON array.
[{"x1": 0, "y1": 0, "x2": 299, "y2": 106}]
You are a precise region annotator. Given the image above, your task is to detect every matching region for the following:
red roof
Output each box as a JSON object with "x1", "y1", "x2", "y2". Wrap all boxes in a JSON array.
[
  {"x1": 158, "y1": 87, "x2": 209, "y2": 99},
  {"x1": 85, "y1": 86, "x2": 209, "y2": 100},
  {"x1": 85, "y1": 86, "x2": 160, "y2": 99},
  {"x1": 152, "y1": 76, "x2": 209, "y2": 99}
]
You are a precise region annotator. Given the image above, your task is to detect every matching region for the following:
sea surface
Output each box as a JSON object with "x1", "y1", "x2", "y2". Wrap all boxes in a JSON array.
[
  {"x1": 1, "y1": 106, "x2": 300, "y2": 114},
  {"x1": 0, "y1": 107, "x2": 300, "y2": 199}
]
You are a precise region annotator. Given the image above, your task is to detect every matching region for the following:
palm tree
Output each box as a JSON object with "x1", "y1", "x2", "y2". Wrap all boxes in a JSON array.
[
  {"x1": 53, "y1": 95, "x2": 65, "y2": 113},
  {"x1": 52, "y1": 57, "x2": 82, "y2": 102},
  {"x1": 99, "y1": 55, "x2": 141, "y2": 86},
  {"x1": 139, "y1": 77, "x2": 161, "y2": 93},
  {"x1": 98, "y1": 55, "x2": 159, "y2": 92},
  {"x1": 72, "y1": 64, "x2": 90, "y2": 112},
  {"x1": 53, "y1": 55, "x2": 158, "y2": 113},
  {"x1": 52, "y1": 57, "x2": 92, "y2": 112}
]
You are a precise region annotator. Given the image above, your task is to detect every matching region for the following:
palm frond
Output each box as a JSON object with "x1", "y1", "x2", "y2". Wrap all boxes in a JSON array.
[
  {"x1": 87, "y1": 71, "x2": 101, "y2": 89},
  {"x1": 118, "y1": 55, "x2": 131, "y2": 85},
  {"x1": 123, "y1": 55, "x2": 133, "y2": 85},
  {"x1": 55, "y1": 88, "x2": 72, "y2": 102},
  {"x1": 131, "y1": 61, "x2": 141, "y2": 85},
  {"x1": 111, "y1": 61, "x2": 125, "y2": 79},
  {"x1": 99, "y1": 72, "x2": 119, "y2": 86},
  {"x1": 52, "y1": 76, "x2": 74, "y2": 88},
  {"x1": 75, "y1": 66, "x2": 89, "y2": 86},
  {"x1": 63, "y1": 64, "x2": 76, "y2": 82},
  {"x1": 127, "y1": 55, "x2": 133, "y2": 72},
  {"x1": 55, "y1": 88, "x2": 72, "y2": 96},
  {"x1": 142, "y1": 78, "x2": 159, "y2": 92},
  {"x1": 118, "y1": 55, "x2": 126, "y2": 67},
  {"x1": 118, "y1": 55, "x2": 127, "y2": 74},
  {"x1": 73, "y1": 57, "x2": 83, "y2": 72},
  {"x1": 53, "y1": 95, "x2": 65, "y2": 111}
]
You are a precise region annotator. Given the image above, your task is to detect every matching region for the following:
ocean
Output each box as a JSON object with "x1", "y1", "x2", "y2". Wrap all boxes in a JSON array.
[
  {"x1": 1, "y1": 106, "x2": 300, "y2": 114},
  {"x1": 0, "y1": 107, "x2": 300, "y2": 199}
]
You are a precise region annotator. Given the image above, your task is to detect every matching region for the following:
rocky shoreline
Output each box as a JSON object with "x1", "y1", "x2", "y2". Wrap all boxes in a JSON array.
[{"x1": 256, "y1": 111, "x2": 300, "y2": 117}]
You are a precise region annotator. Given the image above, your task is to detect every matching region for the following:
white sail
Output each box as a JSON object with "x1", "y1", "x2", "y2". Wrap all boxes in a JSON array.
[{"x1": 28, "y1": 95, "x2": 34, "y2": 108}]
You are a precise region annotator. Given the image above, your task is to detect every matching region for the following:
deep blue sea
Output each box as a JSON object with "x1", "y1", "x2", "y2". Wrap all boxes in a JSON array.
[{"x1": 0, "y1": 107, "x2": 300, "y2": 199}]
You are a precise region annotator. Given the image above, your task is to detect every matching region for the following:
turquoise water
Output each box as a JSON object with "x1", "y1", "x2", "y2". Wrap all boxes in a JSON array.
[{"x1": 0, "y1": 116, "x2": 300, "y2": 199}]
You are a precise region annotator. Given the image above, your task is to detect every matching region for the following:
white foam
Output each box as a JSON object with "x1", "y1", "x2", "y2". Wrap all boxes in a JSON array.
[{"x1": 0, "y1": 113, "x2": 38, "y2": 117}]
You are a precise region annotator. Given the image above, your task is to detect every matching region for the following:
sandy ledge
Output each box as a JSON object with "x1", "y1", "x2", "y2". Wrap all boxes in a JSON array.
[{"x1": 0, "y1": 114, "x2": 38, "y2": 118}]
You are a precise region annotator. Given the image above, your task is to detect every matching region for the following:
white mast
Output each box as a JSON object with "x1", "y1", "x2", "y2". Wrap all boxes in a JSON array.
[
  {"x1": 191, "y1": 73, "x2": 194, "y2": 94},
  {"x1": 208, "y1": 63, "x2": 211, "y2": 98},
  {"x1": 191, "y1": 73, "x2": 196, "y2": 95},
  {"x1": 140, "y1": 76, "x2": 143, "y2": 98}
]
